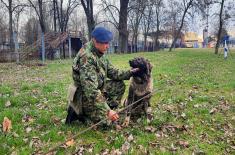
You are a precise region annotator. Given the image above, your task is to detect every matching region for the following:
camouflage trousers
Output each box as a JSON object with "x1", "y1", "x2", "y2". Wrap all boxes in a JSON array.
[{"x1": 80, "y1": 80, "x2": 125, "y2": 127}]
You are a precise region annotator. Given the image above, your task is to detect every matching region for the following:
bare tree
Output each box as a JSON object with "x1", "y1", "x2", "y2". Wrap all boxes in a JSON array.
[
  {"x1": 128, "y1": 0, "x2": 146, "y2": 52},
  {"x1": 28, "y1": 0, "x2": 46, "y2": 33},
  {"x1": 0, "y1": 11, "x2": 8, "y2": 44},
  {"x1": 140, "y1": 0, "x2": 154, "y2": 51},
  {"x1": 23, "y1": 17, "x2": 39, "y2": 45},
  {"x1": 101, "y1": 0, "x2": 130, "y2": 53},
  {"x1": 215, "y1": 0, "x2": 225, "y2": 54},
  {"x1": 164, "y1": 1, "x2": 181, "y2": 49},
  {"x1": 169, "y1": 0, "x2": 194, "y2": 51},
  {"x1": 80, "y1": 0, "x2": 95, "y2": 40},
  {"x1": 0, "y1": 0, "x2": 27, "y2": 50},
  {"x1": 55, "y1": 0, "x2": 79, "y2": 33},
  {"x1": 152, "y1": 0, "x2": 165, "y2": 51},
  {"x1": 118, "y1": 0, "x2": 130, "y2": 53}
]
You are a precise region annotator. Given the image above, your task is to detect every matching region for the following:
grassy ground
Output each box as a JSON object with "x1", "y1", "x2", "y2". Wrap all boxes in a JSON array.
[{"x1": 0, "y1": 48, "x2": 235, "y2": 154}]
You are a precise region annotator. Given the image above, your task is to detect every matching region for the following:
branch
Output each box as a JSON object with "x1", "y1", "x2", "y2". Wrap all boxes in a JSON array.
[
  {"x1": 0, "y1": 0, "x2": 9, "y2": 10},
  {"x1": 96, "y1": 20, "x2": 118, "y2": 29},
  {"x1": 12, "y1": 4, "x2": 29, "y2": 12},
  {"x1": 28, "y1": 0, "x2": 40, "y2": 18}
]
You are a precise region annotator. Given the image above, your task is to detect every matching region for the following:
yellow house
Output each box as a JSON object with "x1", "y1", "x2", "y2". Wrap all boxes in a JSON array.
[{"x1": 183, "y1": 32, "x2": 202, "y2": 48}]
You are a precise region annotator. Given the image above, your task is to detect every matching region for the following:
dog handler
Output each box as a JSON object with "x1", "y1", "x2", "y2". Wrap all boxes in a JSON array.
[{"x1": 66, "y1": 27, "x2": 139, "y2": 129}]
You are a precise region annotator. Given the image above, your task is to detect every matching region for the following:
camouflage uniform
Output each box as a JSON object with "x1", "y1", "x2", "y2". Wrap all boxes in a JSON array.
[{"x1": 69, "y1": 41, "x2": 132, "y2": 126}]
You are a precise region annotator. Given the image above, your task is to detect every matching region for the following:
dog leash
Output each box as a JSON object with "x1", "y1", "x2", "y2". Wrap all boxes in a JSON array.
[{"x1": 44, "y1": 88, "x2": 158, "y2": 154}]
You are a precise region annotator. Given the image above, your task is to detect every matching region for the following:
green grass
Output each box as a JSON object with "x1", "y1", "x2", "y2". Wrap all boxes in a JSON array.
[{"x1": 0, "y1": 48, "x2": 235, "y2": 154}]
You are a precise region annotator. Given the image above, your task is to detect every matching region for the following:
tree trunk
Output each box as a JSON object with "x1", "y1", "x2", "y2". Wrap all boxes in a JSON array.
[
  {"x1": 169, "y1": 0, "x2": 193, "y2": 52},
  {"x1": 53, "y1": 0, "x2": 57, "y2": 32},
  {"x1": 215, "y1": 0, "x2": 225, "y2": 54},
  {"x1": 144, "y1": 35, "x2": 147, "y2": 51},
  {"x1": 8, "y1": 0, "x2": 14, "y2": 50},
  {"x1": 81, "y1": 0, "x2": 95, "y2": 40},
  {"x1": 118, "y1": 0, "x2": 129, "y2": 53}
]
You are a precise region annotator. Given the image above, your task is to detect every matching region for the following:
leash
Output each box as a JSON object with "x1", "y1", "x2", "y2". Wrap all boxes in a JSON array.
[{"x1": 44, "y1": 88, "x2": 158, "y2": 154}]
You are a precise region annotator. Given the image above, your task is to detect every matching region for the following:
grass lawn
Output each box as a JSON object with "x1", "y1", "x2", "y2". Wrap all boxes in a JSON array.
[{"x1": 0, "y1": 48, "x2": 235, "y2": 154}]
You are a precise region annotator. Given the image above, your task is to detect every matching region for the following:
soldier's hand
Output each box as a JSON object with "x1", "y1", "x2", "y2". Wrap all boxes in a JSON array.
[
  {"x1": 107, "y1": 110, "x2": 119, "y2": 121},
  {"x1": 130, "y1": 68, "x2": 140, "y2": 75}
]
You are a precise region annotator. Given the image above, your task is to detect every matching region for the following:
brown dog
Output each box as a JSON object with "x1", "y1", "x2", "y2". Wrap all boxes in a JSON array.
[{"x1": 122, "y1": 57, "x2": 153, "y2": 127}]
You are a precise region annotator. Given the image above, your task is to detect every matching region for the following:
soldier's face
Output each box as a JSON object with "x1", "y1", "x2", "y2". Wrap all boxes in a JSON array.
[{"x1": 93, "y1": 39, "x2": 109, "y2": 54}]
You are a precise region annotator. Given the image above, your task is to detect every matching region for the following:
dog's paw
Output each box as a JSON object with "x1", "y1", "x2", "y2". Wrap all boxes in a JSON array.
[{"x1": 122, "y1": 116, "x2": 130, "y2": 127}]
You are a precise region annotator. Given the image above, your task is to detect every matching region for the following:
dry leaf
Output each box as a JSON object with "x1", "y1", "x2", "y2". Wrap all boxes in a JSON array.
[
  {"x1": 210, "y1": 108, "x2": 217, "y2": 114},
  {"x1": 5, "y1": 101, "x2": 11, "y2": 107},
  {"x1": 2, "y1": 117, "x2": 12, "y2": 133},
  {"x1": 145, "y1": 126, "x2": 156, "y2": 133},
  {"x1": 178, "y1": 140, "x2": 189, "y2": 148},
  {"x1": 127, "y1": 134, "x2": 134, "y2": 142},
  {"x1": 110, "y1": 149, "x2": 122, "y2": 155},
  {"x1": 65, "y1": 139, "x2": 75, "y2": 147},
  {"x1": 121, "y1": 141, "x2": 130, "y2": 153},
  {"x1": 22, "y1": 115, "x2": 34, "y2": 123},
  {"x1": 26, "y1": 127, "x2": 32, "y2": 133}
]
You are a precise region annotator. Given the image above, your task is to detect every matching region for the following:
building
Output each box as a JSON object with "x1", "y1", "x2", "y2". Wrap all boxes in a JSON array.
[{"x1": 183, "y1": 32, "x2": 202, "y2": 48}]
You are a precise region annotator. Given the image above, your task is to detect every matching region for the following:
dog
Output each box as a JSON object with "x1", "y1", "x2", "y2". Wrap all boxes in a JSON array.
[{"x1": 122, "y1": 57, "x2": 153, "y2": 127}]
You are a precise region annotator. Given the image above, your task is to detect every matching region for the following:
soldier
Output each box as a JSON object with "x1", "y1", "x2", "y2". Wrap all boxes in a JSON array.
[{"x1": 65, "y1": 27, "x2": 139, "y2": 129}]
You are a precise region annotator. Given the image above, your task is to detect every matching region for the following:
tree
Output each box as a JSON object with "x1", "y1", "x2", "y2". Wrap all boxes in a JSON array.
[
  {"x1": 140, "y1": 0, "x2": 154, "y2": 51},
  {"x1": 28, "y1": 0, "x2": 47, "y2": 62},
  {"x1": 55, "y1": 0, "x2": 79, "y2": 33},
  {"x1": 0, "y1": 12, "x2": 8, "y2": 44},
  {"x1": 128, "y1": 0, "x2": 146, "y2": 52},
  {"x1": 152, "y1": 0, "x2": 165, "y2": 51},
  {"x1": 0, "y1": 0, "x2": 27, "y2": 50},
  {"x1": 23, "y1": 17, "x2": 39, "y2": 45},
  {"x1": 215, "y1": 0, "x2": 225, "y2": 54},
  {"x1": 118, "y1": 0, "x2": 130, "y2": 53},
  {"x1": 169, "y1": 0, "x2": 194, "y2": 51},
  {"x1": 164, "y1": 0, "x2": 181, "y2": 49},
  {"x1": 80, "y1": 0, "x2": 95, "y2": 40},
  {"x1": 28, "y1": 0, "x2": 46, "y2": 33},
  {"x1": 100, "y1": 0, "x2": 130, "y2": 53}
]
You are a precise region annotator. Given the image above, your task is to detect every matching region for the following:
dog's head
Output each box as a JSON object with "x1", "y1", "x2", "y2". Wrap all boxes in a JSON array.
[{"x1": 129, "y1": 57, "x2": 152, "y2": 83}]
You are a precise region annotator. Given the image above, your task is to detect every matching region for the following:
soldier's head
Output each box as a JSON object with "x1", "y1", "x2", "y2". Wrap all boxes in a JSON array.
[{"x1": 91, "y1": 27, "x2": 113, "y2": 54}]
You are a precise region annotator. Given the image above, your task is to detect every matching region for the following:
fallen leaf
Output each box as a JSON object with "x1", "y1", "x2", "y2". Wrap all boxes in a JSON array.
[
  {"x1": 2, "y1": 117, "x2": 12, "y2": 133},
  {"x1": 100, "y1": 149, "x2": 109, "y2": 155},
  {"x1": 5, "y1": 101, "x2": 11, "y2": 107},
  {"x1": 127, "y1": 134, "x2": 134, "y2": 142},
  {"x1": 169, "y1": 143, "x2": 178, "y2": 151},
  {"x1": 65, "y1": 139, "x2": 75, "y2": 147},
  {"x1": 51, "y1": 116, "x2": 61, "y2": 125},
  {"x1": 210, "y1": 108, "x2": 217, "y2": 114},
  {"x1": 121, "y1": 141, "x2": 130, "y2": 153},
  {"x1": 145, "y1": 126, "x2": 156, "y2": 133},
  {"x1": 110, "y1": 149, "x2": 122, "y2": 155},
  {"x1": 26, "y1": 127, "x2": 32, "y2": 133},
  {"x1": 178, "y1": 140, "x2": 189, "y2": 148},
  {"x1": 22, "y1": 114, "x2": 34, "y2": 123},
  {"x1": 181, "y1": 113, "x2": 186, "y2": 118}
]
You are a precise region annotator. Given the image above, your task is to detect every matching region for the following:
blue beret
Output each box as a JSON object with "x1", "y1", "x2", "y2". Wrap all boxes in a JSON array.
[{"x1": 91, "y1": 27, "x2": 113, "y2": 43}]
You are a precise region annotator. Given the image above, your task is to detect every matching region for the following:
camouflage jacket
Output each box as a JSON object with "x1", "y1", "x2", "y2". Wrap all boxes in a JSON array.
[{"x1": 71, "y1": 41, "x2": 132, "y2": 113}]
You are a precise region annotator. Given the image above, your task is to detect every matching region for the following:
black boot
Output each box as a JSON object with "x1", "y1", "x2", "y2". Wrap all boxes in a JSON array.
[
  {"x1": 65, "y1": 106, "x2": 79, "y2": 124},
  {"x1": 65, "y1": 106, "x2": 86, "y2": 124}
]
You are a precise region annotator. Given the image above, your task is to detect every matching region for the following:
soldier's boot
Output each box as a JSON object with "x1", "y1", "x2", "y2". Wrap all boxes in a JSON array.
[
  {"x1": 65, "y1": 106, "x2": 79, "y2": 124},
  {"x1": 65, "y1": 106, "x2": 86, "y2": 124}
]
